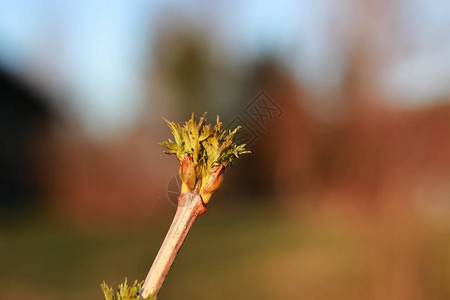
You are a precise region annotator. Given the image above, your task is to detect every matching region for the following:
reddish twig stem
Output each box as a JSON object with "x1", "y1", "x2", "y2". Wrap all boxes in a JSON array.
[{"x1": 140, "y1": 192, "x2": 206, "y2": 299}]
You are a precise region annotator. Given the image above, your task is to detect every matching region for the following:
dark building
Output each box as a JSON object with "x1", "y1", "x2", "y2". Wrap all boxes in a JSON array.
[{"x1": 0, "y1": 68, "x2": 52, "y2": 209}]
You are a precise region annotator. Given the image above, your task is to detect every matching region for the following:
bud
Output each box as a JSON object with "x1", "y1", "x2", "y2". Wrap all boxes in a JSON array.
[
  {"x1": 179, "y1": 156, "x2": 196, "y2": 194},
  {"x1": 200, "y1": 165, "x2": 224, "y2": 204}
]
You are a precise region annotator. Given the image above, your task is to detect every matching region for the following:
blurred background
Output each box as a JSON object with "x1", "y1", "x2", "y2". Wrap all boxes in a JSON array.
[{"x1": 1, "y1": 0, "x2": 450, "y2": 299}]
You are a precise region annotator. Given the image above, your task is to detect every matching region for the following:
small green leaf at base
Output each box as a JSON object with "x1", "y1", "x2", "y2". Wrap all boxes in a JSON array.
[{"x1": 101, "y1": 278, "x2": 156, "y2": 300}]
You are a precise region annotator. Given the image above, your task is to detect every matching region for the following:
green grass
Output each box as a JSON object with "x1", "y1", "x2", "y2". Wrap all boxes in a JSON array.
[{"x1": 1, "y1": 203, "x2": 449, "y2": 299}]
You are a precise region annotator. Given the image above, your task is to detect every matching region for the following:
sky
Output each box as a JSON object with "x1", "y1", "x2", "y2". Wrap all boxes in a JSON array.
[{"x1": 0, "y1": 0, "x2": 449, "y2": 137}]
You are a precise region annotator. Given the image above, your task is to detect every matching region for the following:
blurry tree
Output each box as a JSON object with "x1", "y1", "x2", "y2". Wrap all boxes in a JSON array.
[
  {"x1": 339, "y1": 0, "x2": 399, "y2": 113},
  {"x1": 149, "y1": 19, "x2": 241, "y2": 121}
]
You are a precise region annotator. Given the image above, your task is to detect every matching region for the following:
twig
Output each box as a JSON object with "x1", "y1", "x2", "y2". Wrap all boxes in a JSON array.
[
  {"x1": 140, "y1": 113, "x2": 249, "y2": 298},
  {"x1": 140, "y1": 192, "x2": 206, "y2": 299}
]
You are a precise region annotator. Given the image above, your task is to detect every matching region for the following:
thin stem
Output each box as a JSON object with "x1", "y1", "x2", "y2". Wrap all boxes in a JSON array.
[{"x1": 140, "y1": 192, "x2": 206, "y2": 299}]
